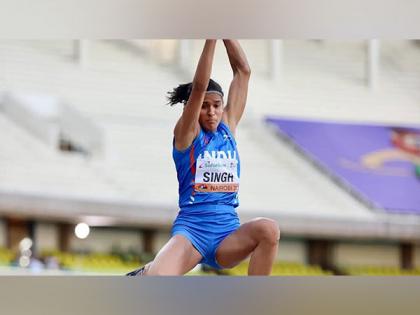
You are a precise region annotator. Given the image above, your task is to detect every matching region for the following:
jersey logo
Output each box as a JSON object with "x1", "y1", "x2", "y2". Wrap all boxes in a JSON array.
[{"x1": 223, "y1": 134, "x2": 231, "y2": 141}]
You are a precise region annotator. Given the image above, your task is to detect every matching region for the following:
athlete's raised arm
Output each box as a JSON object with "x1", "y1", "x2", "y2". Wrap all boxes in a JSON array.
[
  {"x1": 171, "y1": 40, "x2": 217, "y2": 151},
  {"x1": 222, "y1": 40, "x2": 251, "y2": 135}
]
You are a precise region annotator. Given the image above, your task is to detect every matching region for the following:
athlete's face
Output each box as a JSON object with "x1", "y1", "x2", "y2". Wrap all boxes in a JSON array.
[{"x1": 199, "y1": 93, "x2": 224, "y2": 132}]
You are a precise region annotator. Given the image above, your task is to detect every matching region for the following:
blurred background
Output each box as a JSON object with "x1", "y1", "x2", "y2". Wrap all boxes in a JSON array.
[{"x1": 0, "y1": 40, "x2": 419, "y2": 275}]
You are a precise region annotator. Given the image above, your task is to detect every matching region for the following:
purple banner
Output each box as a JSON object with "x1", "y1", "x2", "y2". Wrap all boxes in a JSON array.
[{"x1": 266, "y1": 117, "x2": 420, "y2": 214}]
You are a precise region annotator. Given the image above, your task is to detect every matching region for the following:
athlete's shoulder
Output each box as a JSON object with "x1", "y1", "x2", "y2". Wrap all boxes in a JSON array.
[
  {"x1": 173, "y1": 127, "x2": 205, "y2": 156},
  {"x1": 218, "y1": 121, "x2": 237, "y2": 145},
  {"x1": 218, "y1": 121, "x2": 234, "y2": 135}
]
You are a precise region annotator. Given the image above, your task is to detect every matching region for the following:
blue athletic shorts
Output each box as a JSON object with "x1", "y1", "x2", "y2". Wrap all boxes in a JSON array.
[{"x1": 171, "y1": 205, "x2": 240, "y2": 269}]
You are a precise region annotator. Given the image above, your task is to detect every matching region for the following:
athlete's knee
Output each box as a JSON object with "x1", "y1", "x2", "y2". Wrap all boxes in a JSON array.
[{"x1": 253, "y1": 217, "x2": 280, "y2": 245}]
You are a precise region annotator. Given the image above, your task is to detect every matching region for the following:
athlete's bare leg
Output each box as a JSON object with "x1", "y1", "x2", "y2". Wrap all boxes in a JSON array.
[
  {"x1": 143, "y1": 235, "x2": 203, "y2": 275},
  {"x1": 215, "y1": 217, "x2": 280, "y2": 275}
]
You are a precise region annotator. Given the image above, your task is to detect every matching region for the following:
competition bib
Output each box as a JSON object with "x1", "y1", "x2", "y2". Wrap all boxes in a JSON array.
[{"x1": 194, "y1": 150, "x2": 239, "y2": 193}]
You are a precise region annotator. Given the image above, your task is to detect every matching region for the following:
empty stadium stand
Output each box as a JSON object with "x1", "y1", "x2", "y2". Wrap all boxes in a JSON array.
[{"x1": 1, "y1": 40, "x2": 420, "y2": 274}]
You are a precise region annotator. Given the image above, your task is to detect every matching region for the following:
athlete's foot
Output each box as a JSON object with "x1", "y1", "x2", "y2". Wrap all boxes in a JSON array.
[
  {"x1": 126, "y1": 262, "x2": 152, "y2": 276},
  {"x1": 126, "y1": 266, "x2": 146, "y2": 276}
]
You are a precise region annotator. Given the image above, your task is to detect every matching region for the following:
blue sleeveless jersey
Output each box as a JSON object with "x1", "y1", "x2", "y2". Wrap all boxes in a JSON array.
[{"x1": 173, "y1": 121, "x2": 240, "y2": 213}]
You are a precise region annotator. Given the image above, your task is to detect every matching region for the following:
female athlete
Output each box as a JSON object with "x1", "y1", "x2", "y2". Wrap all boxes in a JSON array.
[{"x1": 127, "y1": 39, "x2": 280, "y2": 276}]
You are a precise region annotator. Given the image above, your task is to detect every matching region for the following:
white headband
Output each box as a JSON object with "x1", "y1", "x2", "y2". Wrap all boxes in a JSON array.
[{"x1": 205, "y1": 90, "x2": 224, "y2": 98}]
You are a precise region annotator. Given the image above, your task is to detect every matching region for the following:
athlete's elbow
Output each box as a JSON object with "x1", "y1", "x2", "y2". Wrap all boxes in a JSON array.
[
  {"x1": 235, "y1": 64, "x2": 251, "y2": 77},
  {"x1": 241, "y1": 64, "x2": 251, "y2": 76}
]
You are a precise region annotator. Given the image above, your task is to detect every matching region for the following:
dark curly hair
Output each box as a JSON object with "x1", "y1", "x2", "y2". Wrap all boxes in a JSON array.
[{"x1": 167, "y1": 79, "x2": 224, "y2": 106}]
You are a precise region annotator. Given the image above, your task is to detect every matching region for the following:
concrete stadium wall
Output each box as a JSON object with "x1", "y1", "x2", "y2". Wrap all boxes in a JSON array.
[
  {"x1": 0, "y1": 219, "x2": 5, "y2": 247},
  {"x1": 414, "y1": 244, "x2": 420, "y2": 268},
  {"x1": 277, "y1": 239, "x2": 306, "y2": 264},
  {"x1": 34, "y1": 222, "x2": 59, "y2": 252},
  {"x1": 332, "y1": 242, "x2": 400, "y2": 267},
  {"x1": 70, "y1": 228, "x2": 143, "y2": 253}
]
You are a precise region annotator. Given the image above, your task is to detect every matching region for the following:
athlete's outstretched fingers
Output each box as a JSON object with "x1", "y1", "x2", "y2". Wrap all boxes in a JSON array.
[{"x1": 146, "y1": 235, "x2": 202, "y2": 275}]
